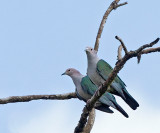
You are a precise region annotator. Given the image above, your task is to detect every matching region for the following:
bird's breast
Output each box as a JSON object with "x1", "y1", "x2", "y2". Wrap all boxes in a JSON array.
[
  {"x1": 88, "y1": 69, "x2": 104, "y2": 87},
  {"x1": 76, "y1": 85, "x2": 91, "y2": 100}
]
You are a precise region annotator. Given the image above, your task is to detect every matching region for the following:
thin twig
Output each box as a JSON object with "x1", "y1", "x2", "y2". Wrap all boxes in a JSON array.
[
  {"x1": 141, "y1": 47, "x2": 160, "y2": 54},
  {"x1": 137, "y1": 53, "x2": 142, "y2": 64},
  {"x1": 74, "y1": 38, "x2": 160, "y2": 133},
  {"x1": 116, "y1": 2, "x2": 128, "y2": 8},
  {"x1": 115, "y1": 36, "x2": 128, "y2": 54},
  {"x1": 117, "y1": 44, "x2": 123, "y2": 60},
  {"x1": 0, "y1": 92, "x2": 77, "y2": 104},
  {"x1": 94, "y1": 0, "x2": 127, "y2": 51},
  {"x1": 136, "y1": 38, "x2": 160, "y2": 53},
  {"x1": 137, "y1": 46, "x2": 160, "y2": 63}
]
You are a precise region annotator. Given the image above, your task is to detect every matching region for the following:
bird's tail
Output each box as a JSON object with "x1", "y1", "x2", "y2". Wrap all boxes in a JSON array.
[
  {"x1": 113, "y1": 102, "x2": 129, "y2": 118},
  {"x1": 122, "y1": 89, "x2": 139, "y2": 110},
  {"x1": 95, "y1": 104, "x2": 114, "y2": 113}
]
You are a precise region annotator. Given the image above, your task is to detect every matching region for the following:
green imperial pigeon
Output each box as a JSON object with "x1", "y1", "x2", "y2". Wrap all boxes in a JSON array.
[
  {"x1": 62, "y1": 68, "x2": 129, "y2": 118},
  {"x1": 85, "y1": 47, "x2": 139, "y2": 110}
]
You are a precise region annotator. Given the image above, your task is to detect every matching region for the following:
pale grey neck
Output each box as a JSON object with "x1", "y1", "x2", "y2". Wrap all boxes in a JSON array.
[
  {"x1": 87, "y1": 54, "x2": 100, "y2": 68},
  {"x1": 71, "y1": 74, "x2": 84, "y2": 87}
]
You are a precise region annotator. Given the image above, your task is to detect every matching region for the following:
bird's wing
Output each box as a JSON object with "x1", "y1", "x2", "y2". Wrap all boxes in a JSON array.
[
  {"x1": 81, "y1": 76, "x2": 97, "y2": 96},
  {"x1": 97, "y1": 60, "x2": 139, "y2": 110},
  {"x1": 97, "y1": 59, "x2": 126, "y2": 98},
  {"x1": 81, "y1": 76, "x2": 114, "y2": 107},
  {"x1": 97, "y1": 59, "x2": 126, "y2": 86}
]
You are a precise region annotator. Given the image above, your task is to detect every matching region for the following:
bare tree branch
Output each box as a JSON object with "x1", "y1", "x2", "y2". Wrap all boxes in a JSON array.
[
  {"x1": 135, "y1": 38, "x2": 159, "y2": 63},
  {"x1": 74, "y1": 37, "x2": 160, "y2": 133},
  {"x1": 137, "y1": 45, "x2": 160, "y2": 63},
  {"x1": 141, "y1": 47, "x2": 160, "y2": 54},
  {"x1": 0, "y1": 92, "x2": 77, "y2": 104},
  {"x1": 117, "y1": 45, "x2": 123, "y2": 61},
  {"x1": 116, "y1": 37, "x2": 160, "y2": 64},
  {"x1": 136, "y1": 38, "x2": 159, "y2": 53},
  {"x1": 77, "y1": 0, "x2": 128, "y2": 132},
  {"x1": 116, "y1": 2, "x2": 128, "y2": 8},
  {"x1": 94, "y1": 0, "x2": 127, "y2": 51},
  {"x1": 81, "y1": 109, "x2": 96, "y2": 133},
  {"x1": 137, "y1": 53, "x2": 142, "y2": 64},
  {"x1": 115, "y1": 36, "x2": 128, "y2": 54}
]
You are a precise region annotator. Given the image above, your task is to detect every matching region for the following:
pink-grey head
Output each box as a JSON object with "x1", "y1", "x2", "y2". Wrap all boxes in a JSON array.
[
  {"x1": 85, "y1": 46, "x2": 99, "y2": 62},
  {"x1": 85, "y1": 47, "x2": 97, "y2": 54},
  {"x1": 61, "y1": 68, "x2": 81, "y2": 77},
  {"x1": 85, "y1": 47, "x2": 98, "y2": 58}
]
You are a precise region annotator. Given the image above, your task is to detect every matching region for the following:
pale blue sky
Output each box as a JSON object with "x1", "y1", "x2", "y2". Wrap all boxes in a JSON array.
[{"x1": 0, "y1": 0, "x2": 160, "y2": 133}]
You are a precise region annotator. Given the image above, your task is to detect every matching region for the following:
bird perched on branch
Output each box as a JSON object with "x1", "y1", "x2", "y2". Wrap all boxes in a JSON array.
[
  {"x1": 62, "y1": 68, "x2": 129, "y2": 118},
  {"x1": 85, "y1": 47, "x2": 139, "y2": 110}
]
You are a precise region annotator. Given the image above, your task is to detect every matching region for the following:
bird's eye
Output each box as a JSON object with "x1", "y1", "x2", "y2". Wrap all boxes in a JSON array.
[
  {"x1": 91, "y1": 49, "x2": 93, "y2": 51},
  {"x1": 68, "y1": 69, "x2": 70, "y2": 71}
]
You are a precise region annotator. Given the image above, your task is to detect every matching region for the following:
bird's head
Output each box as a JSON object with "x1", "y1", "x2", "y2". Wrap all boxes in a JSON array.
[
  {"x1": 85, "y1": 46, "x2": 98, "y2": 60},
  {"x1": 61, "y1": 68, "x2": 81, "y2": 77}
]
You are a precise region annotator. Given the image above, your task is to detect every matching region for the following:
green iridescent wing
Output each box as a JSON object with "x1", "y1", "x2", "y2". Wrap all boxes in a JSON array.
[
  {"x1": 81, "y1": 76, "x2": 115, "y2": 106},
  {"x1": 97, "y1": 59, "x2": 126, "y2": 88}
]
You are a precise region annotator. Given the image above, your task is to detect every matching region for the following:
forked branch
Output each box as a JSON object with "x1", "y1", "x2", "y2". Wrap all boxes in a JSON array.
[
  {"x1": 74, "y1": 37, "x2": 160, "y2": 133},
  {"x1": 81, "y1": 109, "x2": 95, "y2": 133},
  {"x1": 94, "y1": 0, "x2": 128, "y2": 51}
]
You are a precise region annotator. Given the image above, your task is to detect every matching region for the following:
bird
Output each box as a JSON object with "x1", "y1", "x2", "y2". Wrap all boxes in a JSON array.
[
  {"x1": 85, "y1": 47, "x2": 139, "y2": 110},
  {"x1": 62, "y1": 68, "x2": 129, "y2": 118}
]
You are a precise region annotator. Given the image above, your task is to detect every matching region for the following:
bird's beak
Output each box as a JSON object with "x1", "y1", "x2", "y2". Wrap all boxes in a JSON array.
[
  {"x1": 85, "y1": 47, "x2": 89, "y2": 52},
  {"x1": 61, "y1": 72, "x2": 66, "y2": 76}
]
